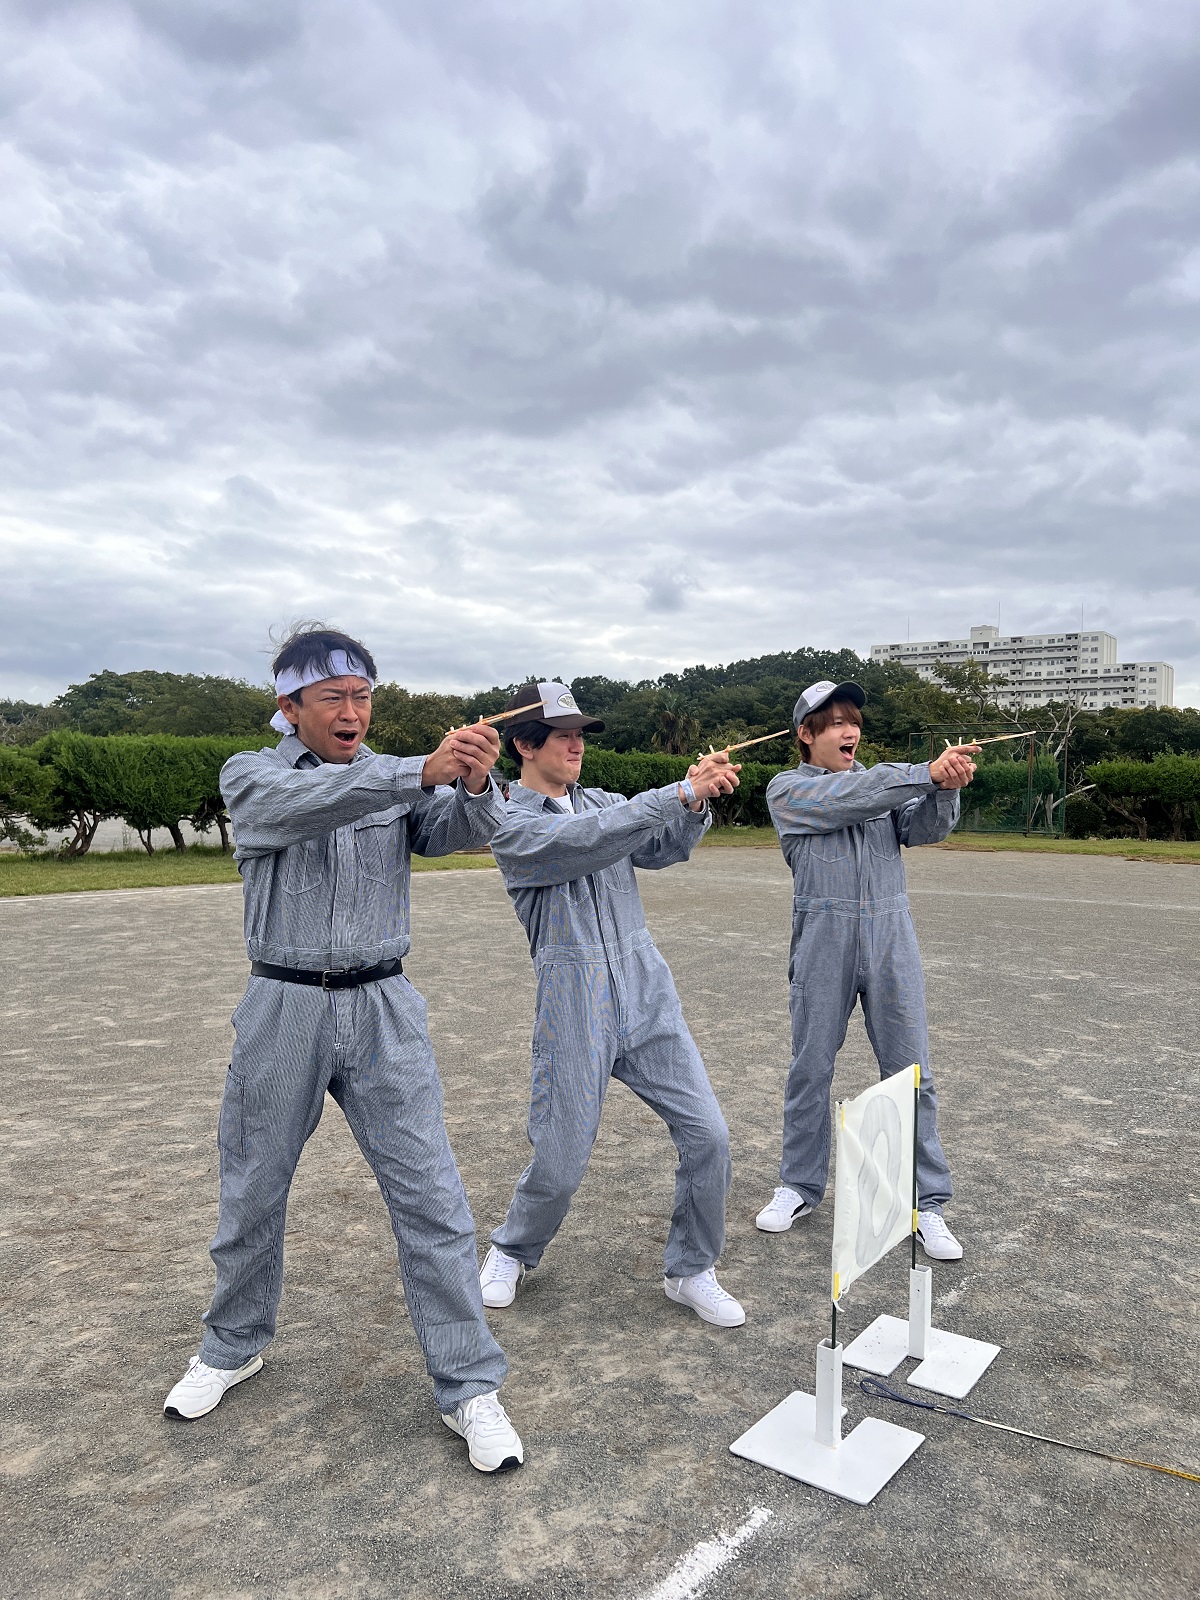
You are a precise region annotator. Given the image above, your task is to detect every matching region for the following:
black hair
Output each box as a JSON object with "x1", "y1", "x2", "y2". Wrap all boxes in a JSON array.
[
  {"x1": 271, "y1": 624, "x2": 377, "y2": 703},
  {"x1": 503, "y1": 721, "x2": 553, "y2": 768}
]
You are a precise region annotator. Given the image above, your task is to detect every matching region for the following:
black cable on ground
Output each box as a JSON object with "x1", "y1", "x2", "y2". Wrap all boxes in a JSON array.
[{"x1": 859, "y1": 1375, "x2": 1200, "y2": 1484}]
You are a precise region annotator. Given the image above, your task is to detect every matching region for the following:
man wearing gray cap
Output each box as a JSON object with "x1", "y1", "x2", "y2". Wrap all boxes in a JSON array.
[
  {"x1": 755, "y1": 681, "x2": 978, "y2": 1261},
  {"x1": 479, "y1": 682, "x2": 747, "y2": 1328}
]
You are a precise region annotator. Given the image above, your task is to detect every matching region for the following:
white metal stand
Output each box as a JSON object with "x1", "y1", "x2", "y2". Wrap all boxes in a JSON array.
[
  {"x1": 842, "y1": 1266, "x2": 1000, "y2": 1399},
  {"x1": 730, "y1": 1339, "x2": 924, "y2": 1504}
]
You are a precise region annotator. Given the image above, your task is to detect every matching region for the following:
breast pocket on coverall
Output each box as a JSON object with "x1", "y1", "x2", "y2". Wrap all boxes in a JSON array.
[{"x1": 352, "y1": 807, "x2": 405, "y2": 884}]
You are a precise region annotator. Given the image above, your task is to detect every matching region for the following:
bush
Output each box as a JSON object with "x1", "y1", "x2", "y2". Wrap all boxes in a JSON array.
[
  {"x1": 0, "y1": 746, "x2": 56, "y2": 850},
  {"x1": 1087, "y1": 754, "x2": 1200, "y2": 842},
  {"x1": 17, "y1": 733, "x2": 273, "y2": 855},
  {"x1": 576, "y1": 748, "x2": 790, "y2": 828},
  {"x1": 1063, "y1": 795, "x2": 1107, "y2": 838}
]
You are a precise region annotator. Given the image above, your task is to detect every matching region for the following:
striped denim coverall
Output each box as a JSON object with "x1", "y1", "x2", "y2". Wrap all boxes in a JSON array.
[
  {"x1": 197, "y1": 733, "x2": 508, "y2": 1411},
  {"x1": 488, "y1": 781, "x2": 732, "y2": 1279},
  {"x1": 766, "y1": 759, "x2": 959, "y2": 1213}
]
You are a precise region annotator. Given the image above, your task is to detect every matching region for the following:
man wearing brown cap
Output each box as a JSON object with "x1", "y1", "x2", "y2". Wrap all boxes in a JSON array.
[{"x1": 479, "y1": 682, "x2": 747, "y2": 1328}]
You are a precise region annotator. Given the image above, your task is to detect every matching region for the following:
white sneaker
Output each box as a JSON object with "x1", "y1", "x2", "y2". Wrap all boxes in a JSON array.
[
  {"x1": 441, "y1": 1391, "x2": 525, "y2": 1473},
  {"x1": 663, "y1": 1267, "x2": 746, "y2": 1328},
  {"x1": 755, "y1": 1186, "x2": 812, "y2": 1233},
  {"x1": 917, "y1": 1211, "x2": 963, "y2": 1261},
  {"x1": 163, "y1": 1353, "x2": 263, "y2": 1419},
  {"x1": 479, "y1": 1245, "x2": 525, "y2": 1308}
]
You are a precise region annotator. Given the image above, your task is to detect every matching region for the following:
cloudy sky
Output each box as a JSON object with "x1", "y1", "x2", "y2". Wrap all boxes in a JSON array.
[{"x1": 3, "y1": 0, "x2": 1199, "y2": 705}]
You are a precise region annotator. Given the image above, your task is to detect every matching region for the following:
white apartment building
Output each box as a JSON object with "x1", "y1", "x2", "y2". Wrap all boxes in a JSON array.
[{"x1": 869, "y1": 625, "x2": 1174, "y2": 711}]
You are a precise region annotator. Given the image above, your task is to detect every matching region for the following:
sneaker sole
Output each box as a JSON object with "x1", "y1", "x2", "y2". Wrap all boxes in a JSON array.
[
  {"x1": 755, "y1": 1207, "x2": 810, "y2": 1233},
  {"x1": 439, "y1": 1412, "x2": 524, "y2": 1473},
  {"x1": 163, "y1": 1355, "x2": 263, "y2": 1420},
  {"x1": 917, "y1": 1235, "x2": 963, "y2": 1262},
  {"x1": 663, "y1": 1281, "x2": 747, "y2": 1328}
]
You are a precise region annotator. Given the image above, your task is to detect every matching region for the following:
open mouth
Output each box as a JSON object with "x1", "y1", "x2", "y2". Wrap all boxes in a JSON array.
[
  {"x1": 333, "y1": 730, "x2": 359, "y2": 747},
  {"x1": 839, "y1": 741, "x2": 857, "y2": 760}
]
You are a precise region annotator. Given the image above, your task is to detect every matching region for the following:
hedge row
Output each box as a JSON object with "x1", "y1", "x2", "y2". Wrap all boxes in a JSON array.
[
  {"x1": 0, "y1": 734, "x2": 798, "y2": 856},
  {"x1": 578, "y1": 748, "x2": 789, "y2": 828},
  {"x1": 24, "y1": 733, "x2": 1191, "y2": 856},
  {"x1": 0, "y1": 733, "x2": 271, "y2": 855},
  {"x1": 1083, "y1": 754, "x2": 1200, "y2": 842}
]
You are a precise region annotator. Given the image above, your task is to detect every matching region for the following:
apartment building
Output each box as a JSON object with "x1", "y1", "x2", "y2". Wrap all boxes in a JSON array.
[{"x1": 869, "y1": 625, "x2": 1174, "y2": 711}]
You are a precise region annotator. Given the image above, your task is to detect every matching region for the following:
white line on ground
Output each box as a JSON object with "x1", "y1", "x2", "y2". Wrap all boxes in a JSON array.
[{"x1": 631, "y1": 1507, "x2": 774, "y2": 1600}]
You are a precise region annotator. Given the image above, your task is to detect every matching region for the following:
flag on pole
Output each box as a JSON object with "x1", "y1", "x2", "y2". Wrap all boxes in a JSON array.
[{"x1": 831, "y1": 1065, "x2": 918, "y2": 1304}]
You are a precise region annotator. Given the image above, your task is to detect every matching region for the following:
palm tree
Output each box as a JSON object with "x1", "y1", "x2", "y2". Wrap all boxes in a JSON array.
[{"x1": 651, "y1": 694, "x2": 701, "y2": 756}]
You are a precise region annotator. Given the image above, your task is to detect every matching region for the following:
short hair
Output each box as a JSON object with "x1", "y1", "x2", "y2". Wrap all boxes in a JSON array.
[
  {"x1": 271, "y1": 624, "x2": 377, "y2": 704},
  {"x1": 503, "y1": 721, "x2": 553, "y2": 769},
  {"x1": 798, "y1": 698, "x2": 863, "y2": 762}
]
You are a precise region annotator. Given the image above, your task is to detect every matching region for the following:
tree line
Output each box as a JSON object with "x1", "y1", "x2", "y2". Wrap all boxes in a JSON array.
[
  {"x1": 6, "y1": 654, "x2": 1200, "y2": 764},
  {"x1": 3, "y1": 653, "x2": 1200, "y2": 851}
]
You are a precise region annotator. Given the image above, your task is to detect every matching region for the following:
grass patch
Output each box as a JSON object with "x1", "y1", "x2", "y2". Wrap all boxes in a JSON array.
[
  {"x1": 932, "y1": 834, "x2": 1200, "y2": 864},
  {"x1": 699, "y1": 827, "x2": 1200, "y2": 864},
  {"x1": 0, "y1": 846, "x2": 497, "y2": 897},
  {"x1": 700, "y1": 827, "x2": 780, "y2": 847}
]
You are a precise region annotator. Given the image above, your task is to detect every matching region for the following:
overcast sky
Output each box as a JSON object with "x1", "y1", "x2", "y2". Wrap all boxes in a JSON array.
[{"x1": 3, "y1": 1, "x2": 1199, "y2": 706}]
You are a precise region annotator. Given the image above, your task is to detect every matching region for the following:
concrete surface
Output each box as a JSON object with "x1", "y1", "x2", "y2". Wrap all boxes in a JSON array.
[{"x1": 1, "y1": 848, "x2": 1197, "y2": 1599}]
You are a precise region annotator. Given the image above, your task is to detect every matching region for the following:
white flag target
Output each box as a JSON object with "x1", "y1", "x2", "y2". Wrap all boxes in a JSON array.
[{"x1": 831, "y1": 1065, "x2": 919, "y2": 1303}]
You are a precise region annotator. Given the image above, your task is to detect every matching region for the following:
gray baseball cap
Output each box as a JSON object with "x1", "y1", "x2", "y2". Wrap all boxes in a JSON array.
[
  {"x1": 792, "y1": 680, "x2": 867, "y2": 729},
  {"x1": 502, "y1": 680, "x2": 605, "y2": 732}
]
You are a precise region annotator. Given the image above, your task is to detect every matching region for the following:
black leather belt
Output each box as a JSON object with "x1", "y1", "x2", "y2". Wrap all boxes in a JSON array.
[{"x1": 250, "y1": 957, "x2": 403, "y2": 990}]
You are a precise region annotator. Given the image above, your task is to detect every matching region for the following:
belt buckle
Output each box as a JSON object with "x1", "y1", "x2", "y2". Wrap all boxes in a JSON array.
[{"x1": 321, "y1": 968, "x2": 350, "y2": 991}]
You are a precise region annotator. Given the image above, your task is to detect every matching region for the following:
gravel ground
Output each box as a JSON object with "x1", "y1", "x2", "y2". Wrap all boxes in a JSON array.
[{"x1": 1, "y1": 847, "x2": 1197, "y2": 1599}]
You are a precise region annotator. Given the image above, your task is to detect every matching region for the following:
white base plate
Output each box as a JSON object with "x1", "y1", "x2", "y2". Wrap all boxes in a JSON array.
[
  {"x1": 842, "y1": 1314, "x2": 1000, "y2": 1399},
  {"x1": 730, "y1": 1391, "x2": 923, "y2": 1505},
  {"x1": 909, "y1": 1331, "x2": 1000, "y2": 1399},
  {"x1": 842, "y1": 1314, "x2": 911, "y2": 1376}
]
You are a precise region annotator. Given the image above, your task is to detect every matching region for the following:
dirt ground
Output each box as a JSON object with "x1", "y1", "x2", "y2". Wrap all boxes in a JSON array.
[{"x1": 1, "y1": 847, "x2": 1197, "y2": 1599}]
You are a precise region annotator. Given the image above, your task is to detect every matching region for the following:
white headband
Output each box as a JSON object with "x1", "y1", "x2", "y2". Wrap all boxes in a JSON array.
[{"x1": 271, "y1": 649, "x2": 375, "y2": 734}]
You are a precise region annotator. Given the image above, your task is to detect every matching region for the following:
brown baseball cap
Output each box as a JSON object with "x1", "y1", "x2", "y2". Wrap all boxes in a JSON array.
[{"x1": 503, "y1": 680, "x2": 605, "y2": 732}]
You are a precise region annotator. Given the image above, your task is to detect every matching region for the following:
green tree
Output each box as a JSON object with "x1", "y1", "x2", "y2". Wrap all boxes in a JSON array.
[
  {"x1": 54, "y1": 670, "x2": 276, "y2": 736},
  {"x1": 368, "y1": 685, "x2": 468, "y2": 757},
  {"x1": 1146, "y1": 754, "x2": 1200, "y2": 841},
  {"x1": 1086, "y1": 759, "x2": 1160, "y2": 841},
  {"x1": 651, "y1": 694, "x2": 701, "y2": 756},
  {"x1": 0, "y1": 746, "x2": 55, "y2": 850},
  {"x1": 0, "y1": 700, "x2": 68, "y2": 746},
  {"x1": 931, "y1": 660, "x2": 1009, "y2": 718}
]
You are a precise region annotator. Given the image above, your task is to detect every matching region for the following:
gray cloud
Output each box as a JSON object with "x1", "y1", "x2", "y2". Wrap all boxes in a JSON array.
[{"x1": 1, "y1": 0, "x2": 1198, "y2": 706}]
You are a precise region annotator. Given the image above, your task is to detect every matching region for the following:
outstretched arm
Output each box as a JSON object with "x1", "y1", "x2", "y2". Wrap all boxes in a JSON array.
[
  {"x1": 897, "y1": 788, "x2": 961, "y2": 846},
  {"x1": 493, "y1": 785, "x2": 691, "y2": 887},
  {"x1": 409, "y1": 777, "x2": 507, "y2": 857},
  {"x1": 897, "y1": 744, "x2": 975, "y2": 845},
  {"x1": 222, "y1": 749, "x2": 432, "y2": 856},
  {"x1": 767, "y1": 762, "x2": 941, "y2": 837},
  {"x1": 629, "y1": 749, "x2": 736, "y2": 868}
]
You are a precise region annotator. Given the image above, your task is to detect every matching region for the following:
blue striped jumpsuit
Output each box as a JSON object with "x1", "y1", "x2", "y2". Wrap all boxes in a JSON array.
[
  {"x1": 766, "y1": 759, "x2": 959, "y2": 1213},
  {"x1": 489, "y1": 781, "x2": 732, "y2": 1279},
  {"x1": 197, "y1": 733, "x2": 508, "y2": 1411}
]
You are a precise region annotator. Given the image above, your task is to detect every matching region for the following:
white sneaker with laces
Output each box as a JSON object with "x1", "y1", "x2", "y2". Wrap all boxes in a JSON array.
[
  {"x1": 663, "y1": 1267, "x2": 746, "y2": 1328},
  {"x1": 917, "y1": 1211, "x2": 963, "y2": 1261},
  {"x1": 163, "y1": 1353, "x2": 263, "y2": 1419},
  {"x1": 479, "y1": 1245, "x2": 525, "y2": 1308},
  {"x1": 441, "y1": 1391, "x2": 525, "y2": 1472},
  {"x1": 755, "y1": 1186, "x2": 812, "y2": 1233}
]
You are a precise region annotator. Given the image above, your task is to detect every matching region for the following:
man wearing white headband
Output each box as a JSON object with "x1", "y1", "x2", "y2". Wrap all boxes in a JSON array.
[{"x1": 163, "y1": 625, "x2": 523, "y2": 1475}]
